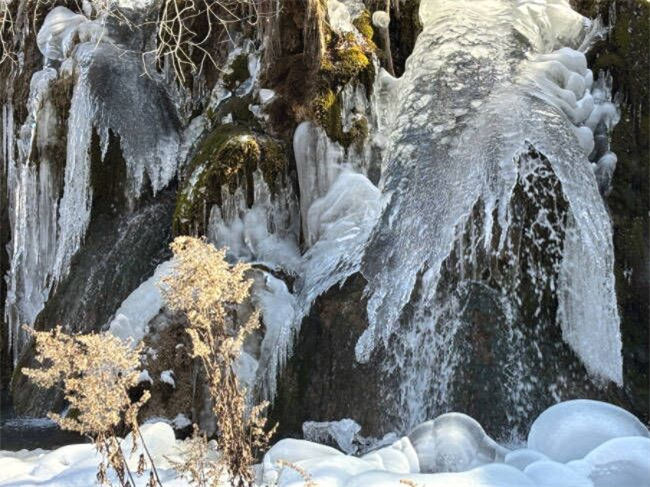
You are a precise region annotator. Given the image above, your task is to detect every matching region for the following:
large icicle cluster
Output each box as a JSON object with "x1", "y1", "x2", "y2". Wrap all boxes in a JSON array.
[
  {"x1": 4, "y1": 5, "x2": 180, "y2": 360},
  {"x1": 348, "y1": 0, "x2": 622, "y2": 429}
]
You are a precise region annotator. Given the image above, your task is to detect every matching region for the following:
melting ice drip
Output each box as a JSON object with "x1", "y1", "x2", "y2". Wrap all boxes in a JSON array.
[
  {"x1": 353, "y1": 0, "x2": 622, "y2": 430},
  {"x1": 3, "y1": 4, "x2": 180, "y2": 361}
]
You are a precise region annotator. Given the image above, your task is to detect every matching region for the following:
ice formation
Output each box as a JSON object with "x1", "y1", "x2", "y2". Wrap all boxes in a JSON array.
[
  {"x1": 527, "y1": 399, "x2": 650, "y2": 462},
  {"x1": 4, "y1": 5, "x2": 180, "y2": 361},
  {"x1": 345, "y1": 0, "x2": 624, "y2": 430},
  {"x1": 259, "y1": 400, "x2": 650, "y2": 487},
  {"x1": 207, "y1": 170, "x2": 301, "y2": 272},
  {"x1": 107, "y1": 260, "x2": 174, "y2": 343},
  {"x1": 408, "y1": 413, "x2": 509, "y2": 473},
  {"x1": 303, "y1": 418, "x2": 363, "y2": 454}
]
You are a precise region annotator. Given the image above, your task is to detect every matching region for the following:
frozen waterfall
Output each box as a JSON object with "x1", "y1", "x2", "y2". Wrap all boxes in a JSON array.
[
  {"x1": 351, "y1": 0, "x2": 621, "y2": 429},
  {"x1": 3, "y1": 5, "x2": 180, "y2": 362}
]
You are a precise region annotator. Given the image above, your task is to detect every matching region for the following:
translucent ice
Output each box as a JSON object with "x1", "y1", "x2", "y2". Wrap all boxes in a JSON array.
[
  {"x1": 408, "y1": 413, "x2": 509, "y2": 473},
  {"x1": 527, "y1": 400, "x2": 650, "y2": 462},
  {"x1": 37, "y1": 7, "x2": 88, "y2": 61},
  {"x1": 303, "y1": 419, "x2": 362, "y2": 454}
]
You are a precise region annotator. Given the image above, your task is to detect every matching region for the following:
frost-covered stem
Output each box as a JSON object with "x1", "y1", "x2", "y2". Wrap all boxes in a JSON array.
[
  {"x1": 103, "y1": 435, "x2": 137, "y2": 487},
  {"x1": 137, "y1": 428, "x2": 164, "y2": 486}
]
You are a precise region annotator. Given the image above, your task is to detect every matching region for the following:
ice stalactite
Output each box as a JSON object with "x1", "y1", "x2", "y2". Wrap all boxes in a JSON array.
[{"x1": 4, "y1": 5, "x2": 180, "y2": 361}]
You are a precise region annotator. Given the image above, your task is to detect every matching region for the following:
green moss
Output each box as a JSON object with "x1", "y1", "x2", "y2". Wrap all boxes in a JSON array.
[
  {"x1": 173, "y1": 125, "x2": 288, "y2": 235},
  {"x1": 313, "y1": 89, "x2": 338, "y2": 127},
  {"x1": 258, "y1": 138, "x2": 288, "y2": 188},
  {"x1": 594, "y1": 52, "x2": 625, "y2": 70},
  {"x1": 173, "y1": 125, "x2": 247, "y2": 235},
  {"x1": 320, "y1": 31, "x2": 374, "y2": 87},
  {"x1": 346, "y1": 116, "x2": 369, "y2": 149},
  {"x1": 312, "y1": 88, "x2": 368, "y2": 149},
  {"x1": 352, "y1": 10, "x2": 375, "y2": 44},
  {"x1": 339, "y1": 43, "x2": 370, "y2": 77},
  {"x1": 223, "y1": 54, "x2": 250, "y2": 90}
]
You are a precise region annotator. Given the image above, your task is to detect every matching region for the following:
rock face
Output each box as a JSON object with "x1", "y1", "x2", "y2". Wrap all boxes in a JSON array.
[{"x1": 271, "y1": 274, "x2": 395, "y2": 438}]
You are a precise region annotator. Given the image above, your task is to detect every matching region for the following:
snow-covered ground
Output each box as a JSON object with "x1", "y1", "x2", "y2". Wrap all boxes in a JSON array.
[{"x1": 0, "y1": 400, "x2": 648, "y2": 486}]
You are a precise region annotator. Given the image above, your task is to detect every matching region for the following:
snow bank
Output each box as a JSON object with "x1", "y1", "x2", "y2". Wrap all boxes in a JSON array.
[
  {"x1": 262, "y1": 400, "x2": 648, "y2": 487},
  {"x1": 1, "y1": 400, "x2": 648, "y2": 486},
  {"x1": 108, "y1": 260, "x2": 174, "y2": 343}
]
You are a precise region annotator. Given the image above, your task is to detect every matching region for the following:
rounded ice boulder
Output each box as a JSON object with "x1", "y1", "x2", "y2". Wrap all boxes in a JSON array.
[{"x1": 527, "y1": 400, "x2": 649, "y2": 462}]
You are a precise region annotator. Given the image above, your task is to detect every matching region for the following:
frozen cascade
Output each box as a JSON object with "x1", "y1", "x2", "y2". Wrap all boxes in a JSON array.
[
  {"x1": 4, "y1": 6, "x2": 180, "y2": 361},
  {"x1": 206, "y1": 7, "x2": 382, "y2": 402},
  {"x1": 207, "y1": 170, "x2": 301, "y2": 272},
  {"x1": 349, "y1": 0, "x2": 622, "y2": 430}
]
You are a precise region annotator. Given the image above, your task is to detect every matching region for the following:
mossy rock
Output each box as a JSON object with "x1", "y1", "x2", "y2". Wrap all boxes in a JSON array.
[
  {"x1": 312, "y1": 88, "x2": 369, "y2": 149},
  {"x1": 352, "y1": 9, "x2": 375, "y2": 43},
  {"x1": 173, "y1": 125, "x2": 288, "y2": 236},
  {"x1": 321, "y1": 32, "x2": 374, "y2": 89}
]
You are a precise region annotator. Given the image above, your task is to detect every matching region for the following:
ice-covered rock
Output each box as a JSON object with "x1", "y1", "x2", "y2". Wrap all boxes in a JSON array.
[
  {"x1": 303, "y1": 419, "x2": 362, "y2": 454},
  {"x1": 108, "y1": 260, "x2": 174, "y2": 343},
  {"x1": 408, "y1": 413, "x2": 509, "y2": 473},
  {"x1": 527, "y1": 399, "x2": 650, "y2": 462}
]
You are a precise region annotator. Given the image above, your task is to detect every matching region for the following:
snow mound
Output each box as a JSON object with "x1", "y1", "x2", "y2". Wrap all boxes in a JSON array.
[{"x1": 1, "y1": 400, "x2": 647, "y2": 486}]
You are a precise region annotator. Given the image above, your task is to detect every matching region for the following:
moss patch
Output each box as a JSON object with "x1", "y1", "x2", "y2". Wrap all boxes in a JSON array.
[
  {"x1": 223, "y1": 54, "x2": 250, "y2": 91},
  {"x1": 320, "y1": 31, "x2": 374, "y2": 89},
  {"x1": 312, "y1": 88, "x2": 369, "y2": 149},
  {"x1": 173, "y1": 125, "x2": 288, "y2": 236},
  {"x1": 352, "y1": 9, "x2": 375, "y2": 44}
]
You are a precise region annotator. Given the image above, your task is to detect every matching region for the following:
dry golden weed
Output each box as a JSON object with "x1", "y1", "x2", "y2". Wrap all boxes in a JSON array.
[
  {"x1": 162, "y1": 236, "x2": 276, "y2": 486},
  {"x1": 276, "y1": 459, "x2": 318, "y2": 487},
  {"x1": 23, "y1": 326, "x2": 162, "y2": 486}
]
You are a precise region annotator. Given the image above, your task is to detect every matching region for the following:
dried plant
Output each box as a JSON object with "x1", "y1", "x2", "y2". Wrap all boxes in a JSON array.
[
  {"x1": 169, "y1": 425, "x2": 224, "y2": 487},
  {"x1": 150, "y1": 0, "x2": 279, "y2": 84},
  {"x1": 0, "y1": 0, "x2": 17, "y2": 66},
  {"x1": 162, "y1": 236, "x2": 276, "y2": 486},
  {"x1": 22, "y1": 326, "x2": 162, "y2": 486},
  {"x1": 276, "y1": 459, "x2": 318, "y2": 487}
]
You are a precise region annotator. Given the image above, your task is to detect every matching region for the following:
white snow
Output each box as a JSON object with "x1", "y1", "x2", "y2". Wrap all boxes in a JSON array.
[
  {"x1": 1, "y1": 400, "x2": 648, "y2": 486},
  {"x1": 527, "y1": 399, "x2": 650, "y2": 462},
  {"x1": 137, "y1": 369, "x2": 153, "y2": 384},
  {"x1": 171, "y1": 414, "x2": 192, "y2": 431},
  {"x1": 108, "y1": 260, "x2": 174, "y2": 343},
  {"x1": 259, "y1": 89, "x2": 276, "y2": 104},
  {"x1": 160, "y1": 370, "x2": 176, "y2": 388}
]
